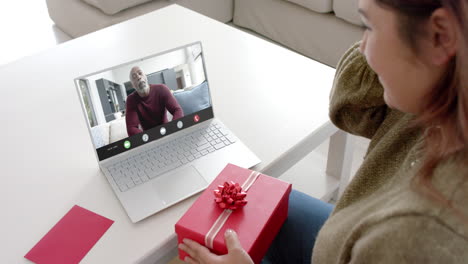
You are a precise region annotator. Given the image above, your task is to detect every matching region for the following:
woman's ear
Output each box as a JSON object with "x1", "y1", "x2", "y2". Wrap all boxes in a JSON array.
[{"x1": 426, "y1": 8, "x2": 459, "y2": 65}]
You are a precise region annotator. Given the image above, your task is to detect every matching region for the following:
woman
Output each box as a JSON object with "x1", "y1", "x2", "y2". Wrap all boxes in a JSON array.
[{"x1": 179, "y1": 0, "x2": 468, "y2": 263}]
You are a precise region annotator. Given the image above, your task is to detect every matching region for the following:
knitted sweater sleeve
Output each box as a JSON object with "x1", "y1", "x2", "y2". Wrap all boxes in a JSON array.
[
  {"x1": 329, "y1": 42, "x2": 388, "y2": 139},
  {"x1": 347, "y1": 216, "x2": 468, "y2": 264}
]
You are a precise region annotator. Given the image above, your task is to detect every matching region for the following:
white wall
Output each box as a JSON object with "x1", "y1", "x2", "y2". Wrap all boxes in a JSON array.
[
  {"x1": 109, "y1": 44, "x2": 206, "y2": 90},
  {"x1": 193, "y1": 55, "x2": 206, "y2": 86},
  {"x1": 112, "y1": 49, "x2": 187, "y2": 87},
  {"x1": 184, "y1": 45, "x2": 206, "y2": 87}
]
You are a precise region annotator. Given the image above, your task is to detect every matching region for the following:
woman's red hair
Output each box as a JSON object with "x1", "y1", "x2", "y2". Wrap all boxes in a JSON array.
[{"x1": 375, "y1": 0, "x2": 468, "y2": 219}]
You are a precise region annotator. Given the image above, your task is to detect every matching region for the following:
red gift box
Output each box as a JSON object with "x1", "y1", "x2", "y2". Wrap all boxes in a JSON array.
[{"x1": 175, "y1": 163, "x2": 292, "y2": 263}]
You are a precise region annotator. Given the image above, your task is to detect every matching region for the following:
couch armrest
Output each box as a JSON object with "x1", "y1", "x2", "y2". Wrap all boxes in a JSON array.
[{"x1": 333, "y1": 0, "x2": 363, "y2": 26}]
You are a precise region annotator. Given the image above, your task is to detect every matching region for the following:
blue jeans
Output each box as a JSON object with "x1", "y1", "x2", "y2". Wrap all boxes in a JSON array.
[{"x1": 262, "y1": 189, "x2": 334, "y2": 264}]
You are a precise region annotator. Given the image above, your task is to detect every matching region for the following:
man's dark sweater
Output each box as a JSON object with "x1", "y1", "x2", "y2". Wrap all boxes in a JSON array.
[{"x1": 125, "y1": 84, "x2": 184, "y2": 136}]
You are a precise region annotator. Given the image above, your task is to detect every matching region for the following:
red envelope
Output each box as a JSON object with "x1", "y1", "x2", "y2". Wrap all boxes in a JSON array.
[{"x1": 25, "y1": 205, "x2": 114, "y2": 264}]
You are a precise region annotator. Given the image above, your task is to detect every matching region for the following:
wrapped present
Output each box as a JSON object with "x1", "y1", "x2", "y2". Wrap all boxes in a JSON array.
[{"x1": 175, "y1": 163, "x2": 292, "y2": 263}]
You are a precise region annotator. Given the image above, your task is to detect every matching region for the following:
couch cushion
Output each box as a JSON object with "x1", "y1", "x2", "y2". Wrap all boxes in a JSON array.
[
  {"x1": 83, "y1": 0, "x2": 153, "y2": 15},
  {"x1": 109, "y1": 117, "x2": 128, "y2": 143},
  {"x1": 90, "y1": 123, "x2": 110, "y2": 148},
  {"x1": 234, "y1": 0, "x2": 363, "y2": 67},
  {"x1": 173, "y1": 81, "x2": 210, "y2": 115},
  {"x1": 285, "y1": 0, "x2": 332, "y2": 13},
  {"x1": 47, "y1": 0, "x2": 234, "y2": 38},
  {"x1": 333, "y1": 0, "x2": 363, "y2": 26}
]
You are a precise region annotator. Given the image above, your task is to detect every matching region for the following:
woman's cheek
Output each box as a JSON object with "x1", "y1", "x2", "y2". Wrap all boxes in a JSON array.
[
  {"x1": 383, "y1": 88, "x2": 394, "y2": 108},
  {"x1": 363, "y1": 47, "x2": 379, "y2": 75}
]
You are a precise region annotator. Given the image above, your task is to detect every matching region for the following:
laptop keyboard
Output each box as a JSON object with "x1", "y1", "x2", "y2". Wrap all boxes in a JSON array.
[{"x1": 106, "y1": 123, "x2": 237, "y2": 192}]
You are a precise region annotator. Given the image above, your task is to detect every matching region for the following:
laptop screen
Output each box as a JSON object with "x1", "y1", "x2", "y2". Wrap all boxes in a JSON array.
[{"x1": 75, "y1": 42, "x2": 214, "y2": 161}]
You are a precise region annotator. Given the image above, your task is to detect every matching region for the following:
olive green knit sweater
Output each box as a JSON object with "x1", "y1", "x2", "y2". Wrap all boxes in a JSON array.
[{"x1": 312, "y1": 43, "x2": 468, "y2": 263}]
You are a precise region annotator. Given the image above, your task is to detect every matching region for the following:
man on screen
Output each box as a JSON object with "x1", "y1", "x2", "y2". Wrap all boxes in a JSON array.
[{"x1": 125, "y1": 66, "x2": 184, "y2": 136}]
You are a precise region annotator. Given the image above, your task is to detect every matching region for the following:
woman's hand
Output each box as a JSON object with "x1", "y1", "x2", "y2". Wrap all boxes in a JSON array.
[{"x1": 179, "y1": 229, "x2": 254, "y2": 264}]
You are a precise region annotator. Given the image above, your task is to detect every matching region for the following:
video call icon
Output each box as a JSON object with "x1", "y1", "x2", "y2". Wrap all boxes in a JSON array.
[
  {"x1": 193, "y1": 115, "x2": 200, "y2": 123},
  {"x1": 177, "y1": 121, "x2": 183, "y2": 129},
  {"x1": 142, "y1": 134, "x2": 149, "y2": 142}
]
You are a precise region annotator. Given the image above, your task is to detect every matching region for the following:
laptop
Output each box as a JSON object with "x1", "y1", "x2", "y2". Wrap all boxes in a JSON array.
[{"x1": 75, "y1": 42, "x2": 260, "y2": 223}]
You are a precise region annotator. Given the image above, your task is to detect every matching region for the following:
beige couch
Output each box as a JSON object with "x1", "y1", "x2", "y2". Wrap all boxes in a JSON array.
[
  {"x1": 90, "y1": 117, "x2": 128, "y2": 148},
  {"x1": 234, "y1": 0, "x2": 364, "y2": 66},
  {"x1": 46, "y1": 0, "x2": 363, "y2": 66}
]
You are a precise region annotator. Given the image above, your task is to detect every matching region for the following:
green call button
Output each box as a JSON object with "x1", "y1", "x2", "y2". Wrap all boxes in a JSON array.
[{"x1": 124, "y1": 140, "x2": 131, "y2": 149}]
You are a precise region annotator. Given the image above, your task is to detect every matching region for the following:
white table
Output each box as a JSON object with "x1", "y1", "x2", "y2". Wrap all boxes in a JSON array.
[{"x1": 0, "y1": 5, "x2": 353, "y2": 264}]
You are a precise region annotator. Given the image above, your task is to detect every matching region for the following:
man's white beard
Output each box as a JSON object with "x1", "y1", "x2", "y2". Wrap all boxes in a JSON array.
[{"x1": 137, "y1": 80, "x2": 149, "y2": 94}]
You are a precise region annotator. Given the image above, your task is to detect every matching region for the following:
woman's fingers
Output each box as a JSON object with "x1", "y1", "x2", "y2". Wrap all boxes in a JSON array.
[
  {"x1": 183, "y1": 255, "x2": 199, "y2": 264},
  {"x1": 180, "y1": 238, "x2": 215, "y2": 263},
  {"x1": 224, "y1": 229, "x2": 243, "y2": 252},
  {"x1": 178, "y1": 243, "x2": 195, "y2": 259},
  {"x1": 224, "y1": 229, "x2": 254, "y2": 264},
  {"x1": 179, "y1": 233, "x2": 253, "y2": 264}
]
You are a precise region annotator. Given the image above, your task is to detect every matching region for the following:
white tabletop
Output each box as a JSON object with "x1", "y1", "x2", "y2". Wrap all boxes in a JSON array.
[{"x1": 0, "y1": 5, "x2": 335, "y2": 263}]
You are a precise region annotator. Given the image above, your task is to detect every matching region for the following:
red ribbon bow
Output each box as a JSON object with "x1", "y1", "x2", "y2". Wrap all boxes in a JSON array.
[{"x1": 214, "y1": 181, "x2": 248, "y2": 210}]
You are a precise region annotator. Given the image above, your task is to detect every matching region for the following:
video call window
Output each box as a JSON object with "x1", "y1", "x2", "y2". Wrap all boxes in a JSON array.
[{"x1": 77, "y1": 43, "x2": 211, "y2": 149}]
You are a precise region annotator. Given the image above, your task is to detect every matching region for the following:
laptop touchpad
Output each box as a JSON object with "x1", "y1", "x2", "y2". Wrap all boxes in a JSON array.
[{"x1": 152, "y1": 165, "x2": 208, "y2": 205}]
